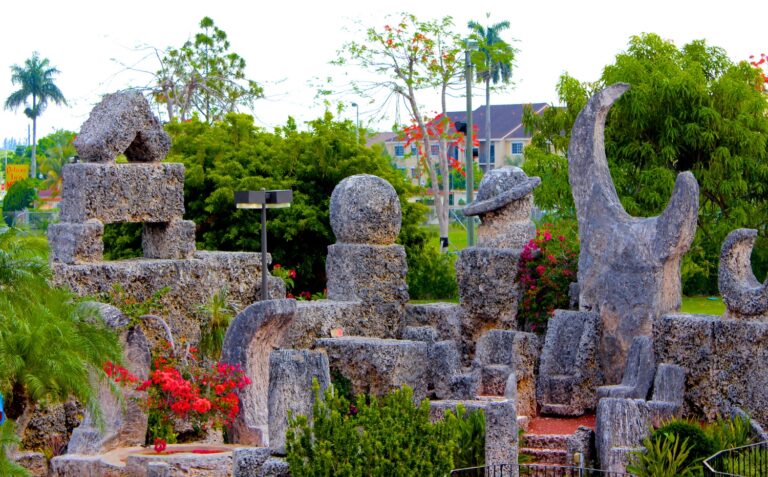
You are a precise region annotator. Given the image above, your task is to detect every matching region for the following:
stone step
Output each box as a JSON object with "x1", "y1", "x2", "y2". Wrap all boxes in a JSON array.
[
  {"x1": 539, "y1": 403, "x2": 581, "y2": 416},
  {"x1": 521, "y1": 433, "x2": 570, "y2": 449},
  {"x1": 520, "y1": 463, "x2": 581, "y2": 477},
  {"x1": 519, "y1": 447, "x2": 569, "y2": 465}
]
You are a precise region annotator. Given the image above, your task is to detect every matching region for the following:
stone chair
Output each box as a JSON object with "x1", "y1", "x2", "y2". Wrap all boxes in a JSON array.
[
  {"x1": 597, "y1": 336, "x2": 656, "y2": 400},
  {"x1": 536, "y1": 310, "x2": 603, "y2": 416}
]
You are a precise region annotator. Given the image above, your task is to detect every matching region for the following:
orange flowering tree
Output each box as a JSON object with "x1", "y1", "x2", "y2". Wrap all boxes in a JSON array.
[{"x1": 336, "y1": 13, "x2": 466, "y2": 250}]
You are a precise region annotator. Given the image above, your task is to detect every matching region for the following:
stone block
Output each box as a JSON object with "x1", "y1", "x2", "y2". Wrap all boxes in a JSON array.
[
  {"x1": 330, "y1": 174, "x2": 401, "y2": 244},
  {"x1": 595, "y1": 398, "x2": 651, "y2": 474},
  {"x1": 282, "y1": 300, "x2": 362, "y2": 348},
  {"x1": 403, "y1": 303, "x2": 463, "y2": 343},
  {"x1": 147, "y1": 462, "x2": 171, "y2": 477},
  {"x1": 59, "y1": 162, "x2": 185, "y2": 223},
  {"x1": 449, "y1": 372, "x2": 480, "y2": 400},
  {"x1": 456, "y1": 247, "x2": 521, "y2": 329},
  {"x1": 429, "y1": 340, "x2": 462, "y2": 399},
  {"x1": 233, "y1": 448, "x2": 272, "y2": 477},
  {"x1": 655, "y1": 313, "x2": 768, "y2": 424},
  {"x1": 315, "y1": 337, "x2": 430, "y2": 402},
  {"x1": 52, "y1": 251, "x2": 284, "y2": 347},
  {"x1": 476, "y1": 330, "x2": 539, "y2": 417},
  {"x1": 68, "y1": 304, "x2": 150, "y2": 455},
  {"x1": 15, "y1": 451, "x2": 47, "y2": 477},
  {"x1": 48, "y1": 220, "x2": 104, "y2": 264},
  {"x1": 485, "y1": 399, "x2": 519, "y2": 473},
  {"x1": 326, "y1": 243, "x2": 408, "y2": 305},
  {"x1": 597, "y1": 335, "x2": 655, "y2": 400},
  {"x1": 268, "y1": 349, "x2": 331, "y2": 455},
  {"x1": 74, "y1": 91, "x2": 171, "y2": 162},
  {"x1": 142, "y1": 220, "x2": 196, "y2": 259},
  {"x1": 221, "y1": 299, "x2": 297, "y2": 446},
  {"x1": 537, "y1": 310, "x2": 602, "y2": 416},
  {"x1": 651, "y1": 363, "x2": 685, "y2": 404},
  {"x1": 402, "y1": 326, "x2": 438, "y2": 344}
]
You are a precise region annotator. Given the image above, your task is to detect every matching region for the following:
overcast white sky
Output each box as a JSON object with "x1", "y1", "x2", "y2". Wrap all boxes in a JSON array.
[{"x1": 0, "y1": 0, "x2": 764, "y2": 144}]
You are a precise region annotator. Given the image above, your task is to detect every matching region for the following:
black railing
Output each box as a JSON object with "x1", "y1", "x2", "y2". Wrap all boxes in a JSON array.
[
  {"x1": 703, "y1": 440, "x2": 768, "y2": 476},
  {"x1": 451, "y1": 464, "x2": 630, "y2": 476}
]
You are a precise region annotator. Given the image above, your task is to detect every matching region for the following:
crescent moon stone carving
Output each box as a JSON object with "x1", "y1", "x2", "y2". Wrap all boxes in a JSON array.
[
  {"x1": 568, "y1": 83, "x2": 699, "y2": 383},
  {"x1": 719, "y1": 228, "x2": 768, "y2": 319}
]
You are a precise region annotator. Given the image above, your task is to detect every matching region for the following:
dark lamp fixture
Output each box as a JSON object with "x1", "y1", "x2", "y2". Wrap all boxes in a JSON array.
[
  {"x1": 455, "y1": 121, "x2": 467, "y2": 134},
  {"x1": 235, "y1": 188, "x2": 293, "y2": 300}
]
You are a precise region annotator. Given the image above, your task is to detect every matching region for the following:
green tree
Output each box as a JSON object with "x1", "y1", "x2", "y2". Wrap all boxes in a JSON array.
[
  {"x1": 2, "y1": 179, "x2": 37, "y2": 226},
  {"x1": 4, "y1": 52, "x2": 67, "y2": 179},
  {"x1": 152, "y1": 17, "x2": 264, "y2": 123},
  {"x1": 523, "y1": 34, "x2": 768, "y2": 294},
  {"x1": 38, "y1": 130, "x2": 76, "y2": 196},
  {"x1": 468, "y1": 15, "x2": 517, "y2": 167}
]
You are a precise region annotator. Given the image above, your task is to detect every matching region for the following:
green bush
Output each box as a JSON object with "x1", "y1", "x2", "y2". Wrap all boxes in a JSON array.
[
  {"x1": 406, "y1": 243, "x2": 458, "y2": 300},
  {"x1": 705, "y1": 414, "x2": 753, "y2": 452},
  {"x1": 286, "y1": 382, "x2": 483, "y2": 477},
  {"x1": 2, "y1": 179, "x2": 37, "y2": 226},
  {"x1": 652, "y1": 419, "x2": 717, "y2": 468}
]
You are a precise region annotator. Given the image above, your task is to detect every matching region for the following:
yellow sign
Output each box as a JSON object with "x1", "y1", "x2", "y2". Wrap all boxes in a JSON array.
[{"x1": 5, "y1": 165, "x2": 29, "y2": 190}]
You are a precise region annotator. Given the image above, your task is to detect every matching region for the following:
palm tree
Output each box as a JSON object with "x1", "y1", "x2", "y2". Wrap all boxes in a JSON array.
[
  {"x1": 468, "y1": 17, "x2": 516, "y2": 171},
  {"x1": 40, "y1": 134, "x2": 76, "y2": 197},
  {"x1": 4, "y1": 52, "x2": 67, "y2": 179}
]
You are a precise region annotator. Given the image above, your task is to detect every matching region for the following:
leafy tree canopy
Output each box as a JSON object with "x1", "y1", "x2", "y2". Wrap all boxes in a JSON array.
[
  {"x1": 158, "y1": 113, "x2": 428, "y2": 292},
  {"x1": 523, "y1": 33, "x2": 768, "y2": 294}
]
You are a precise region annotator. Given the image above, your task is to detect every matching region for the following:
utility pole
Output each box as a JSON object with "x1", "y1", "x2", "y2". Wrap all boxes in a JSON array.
[{"x1": 465, "y1": 40, "x2": 477, "y2": 247}]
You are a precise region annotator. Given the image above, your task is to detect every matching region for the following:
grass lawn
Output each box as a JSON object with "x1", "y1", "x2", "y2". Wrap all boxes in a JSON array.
[
  {"x1": 680, "y1": 295, "x2": 725, "y2": 315},
  {"x1": 423, "y1": 223, "x2": 470, "y2": 252}
]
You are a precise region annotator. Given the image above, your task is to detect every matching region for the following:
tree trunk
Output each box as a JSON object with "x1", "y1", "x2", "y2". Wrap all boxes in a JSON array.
[
  {"x1": 485, "y1": 75, "x2": 491, "y2": 172},
  {"x1": 30, "y1": 96, "x2": 37, "y2": 179}
]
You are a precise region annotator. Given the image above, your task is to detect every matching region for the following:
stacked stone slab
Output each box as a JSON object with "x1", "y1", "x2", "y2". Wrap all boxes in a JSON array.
[
  {"x1": 456, "y1": 167, "x2": 540, "y2": 360},
  {"x1": 597, "y1": 336, "x2": 655, "y2": 400},
  {"x1": 49, "y1": 91, "x2": 282, "y2": 347},
  {"x1": 537, "y1": 310, "x2": 603, "y2": 416},
  {"x1": 325, "y1": 174, "x2": 408, "y2": 338},
  {"x1": 569, "y1": 84, "x2": 699, "y2": 384},
  {"x1": 595, "y1": 398, "x2": 651, "y2": 473}
]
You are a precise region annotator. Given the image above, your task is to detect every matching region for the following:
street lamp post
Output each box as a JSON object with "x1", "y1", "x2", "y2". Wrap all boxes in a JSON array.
[
  {"x1": 351, "y1": 102, "x2": 360, "y2": 141},
  {"x1": 465, "y1": 39, "x2": 477, "y2": 247},
  {"x1": 235, "y1": 189, "x2": 293, "y2": 301}
]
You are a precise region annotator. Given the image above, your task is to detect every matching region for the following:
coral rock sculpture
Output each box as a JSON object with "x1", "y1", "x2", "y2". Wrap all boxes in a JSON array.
[
  {"x1": 719, "y1": 228, "x2": 768, "y2": 320},
  {"x1": 569, "y1": 83, "x2": 699, "y2": 383}
]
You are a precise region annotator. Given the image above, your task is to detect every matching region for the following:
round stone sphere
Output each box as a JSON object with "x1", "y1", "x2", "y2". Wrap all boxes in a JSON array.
[{"x1": 330, "y1": 174, "x2": 401, "y2": 244}]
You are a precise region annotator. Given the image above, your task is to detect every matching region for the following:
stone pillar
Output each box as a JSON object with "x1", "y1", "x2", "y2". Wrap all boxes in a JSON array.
[
  {"x1": 268, "y1": 349, "x2": 331, "y2": 455},
  {"x1": 457, "y1": 167, "x2": 540, "y2": 360},
  {"x1": 326, "y1": 174, "x2": 408, "y2": 338},
  {"x1": 485, "y1": 399, "x2": 519, "y2": 476}
]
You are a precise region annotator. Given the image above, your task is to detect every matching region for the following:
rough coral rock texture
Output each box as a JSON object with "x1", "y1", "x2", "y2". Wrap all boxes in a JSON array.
[
  {"x1": 647, "y1": 363, "x2": 685, "y2": 426},
  {"x1": 68, "y1": 303, "x2": 150, "y2": 455},
  {"x1": 718, "y1": 228, "x2": 768, "y2": 320},
  {"x1": 655, "y1": 312, "x2": 768, "y2": 425},
  {"x1": 597, "y1": 335, "x2": 656, "y2": 400},
  {"x1": 59, "y1": 162, "x2": 185, "y2": 224},
  {"x1": 22, "y1": 401, "x2": 83, "y2": 455},
  {"x1": 537, "y1": 310, "x2": 603, "y2": 416},
  {"x1": 280, "y1": 300, "x2": 364, "y2": 348},
  {"x1": 485, "y1": 399, "x2": 519, "y2": 473},
  {"x1": 326, "y1": 243, "x2": 408, "y2": 305},
  {"x1": 315, "y1": 337, "x2": 430, "y2": 402},
  {"x1": 52, "y1": 251, "x2": 284, "y2": 347},
  {"x1": 595, "y1": 398, "x2": 651, "y2": 474},
  {"x1": 403, "y1": 303, "x2": 463, "y2": 344},
  {"x1": 221, "y1": 299, "x2": 297, "y2": 446},
  {"x1": 142, "y1": 220, "x2": 196, "y2": 259},
  {"x1": 569, "y1": 83, "x2": 699, "y2": 383},
  {"x1": 74, "y1": 91, "x2": 170, "y2": 163},
  {"x1": 463, "y1": 166, "x2": 540, "y2": 249},
  {"x1": 429, "y1": 340, "x2": 463, "y2": 399},
  {"x1": 329, "y1": 174, "x2": 401, "y2": 245},
  {"x1": 475, "y1": 330, "x2": 539, "y2": 417},
  {"x1": 456, "y1": 247, "x2": 522, "y2": 359},
  {"x1": 267, "y1": 349, "x2": 331, "y2": 455},
  {"x1": 48, "y1": 219, "x2": 104, "y2": 264}
]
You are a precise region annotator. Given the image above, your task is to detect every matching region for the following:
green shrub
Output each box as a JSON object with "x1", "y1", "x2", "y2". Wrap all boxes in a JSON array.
[
  {"x1": 2, "y1": 179, "x2": 37, "y2": 226},
  {"x1": 705, "y1": 414, "x2": 753, "y2": 451},
  {"x1": 452, "y1": 404, "x2": 485, "y2": 470},
  {"x1": 406, "y1": 243, "x2": 458, "y2": 300},
  {"x1": 286, "y1": 382, "x2": 483, "y2": 477},
  {"x1": 627, "y1": 433, "x2": 699, "y2": 477},
  {"x1": 651, "y1": 419, "x2": 716, "y2": 469}
]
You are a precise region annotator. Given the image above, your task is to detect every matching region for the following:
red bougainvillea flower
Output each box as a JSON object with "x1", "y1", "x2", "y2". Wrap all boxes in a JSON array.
[
  {"x1": 154, "y1": 438, "x2": 167, "y2": 453},
  {"x1": 193, "y1": 398, "x2": 212, "y2": 414}
]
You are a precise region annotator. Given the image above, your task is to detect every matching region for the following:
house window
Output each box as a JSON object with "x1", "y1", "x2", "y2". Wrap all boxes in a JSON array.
[
  {"x1": 431, "y1": 144, "x2": 440, "y2": 156},
  {"x1": 394, "y1": 145, "x2": 405, "y2": 157},
  {"x1": 490, "y1": 144, "x2": 495, "y2": 164},
  {"x1": 411, "y1": 145, "x2": 418, "y2": 155},
  {"x1": 511, "y1": 142, "x2": 524, "y2": 155}
]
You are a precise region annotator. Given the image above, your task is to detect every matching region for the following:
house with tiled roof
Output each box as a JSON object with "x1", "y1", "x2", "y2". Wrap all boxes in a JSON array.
[{"x1": 371, "y1": 103, "x2": 549, "y2": 182}]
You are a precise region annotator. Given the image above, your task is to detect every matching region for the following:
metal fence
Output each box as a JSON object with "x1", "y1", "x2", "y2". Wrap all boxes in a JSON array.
[
  {"x1": 451, "y1": 464, "x2": 631, "y2": 477},
  {"x1": 703, "y1": 441, "x2": 768, "y2": 476}
]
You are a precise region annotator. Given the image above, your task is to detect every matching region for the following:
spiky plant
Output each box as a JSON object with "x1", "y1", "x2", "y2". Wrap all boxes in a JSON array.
[{"x1": 197, "y1": 289, "x2": 234, "y2": 360}]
